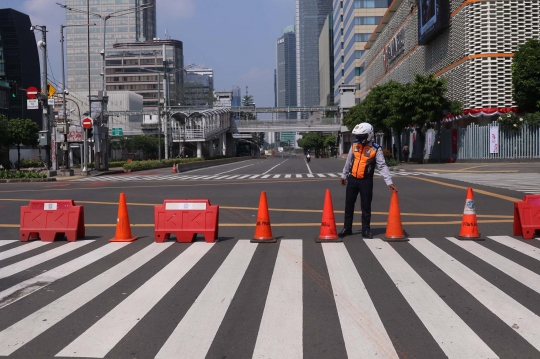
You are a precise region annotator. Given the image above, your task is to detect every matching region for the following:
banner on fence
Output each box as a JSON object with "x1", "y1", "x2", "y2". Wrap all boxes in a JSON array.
[
  {"x1": 489, "y1": 126, "x2": 499, "y2": 154},
  {"x1": 427, "y1": 130, "x2": 433, "y2": 154},
  {"x1": 452, "y1": 129, "x2": 458, "y2": 154}
]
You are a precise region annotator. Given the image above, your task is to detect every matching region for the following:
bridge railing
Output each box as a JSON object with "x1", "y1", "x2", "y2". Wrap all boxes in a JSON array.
[{"x1": 234, "y1": 117, "x2": 341, "y2": 129}]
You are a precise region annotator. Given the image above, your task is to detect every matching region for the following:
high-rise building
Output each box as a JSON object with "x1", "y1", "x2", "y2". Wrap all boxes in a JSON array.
[
  {"x1": 0, "y1": 8, "x2": 40, "y2": 125},
  {"x1": 105, "y1": 39, "x2": 184, "y2": 110},
  {"x1": 184, "y1": 66, "x2": 214, "y2": 107},
  {"x1": 276, "y1": 25, "x2": 297, "y2": 119},
  {"x1": 295, "y1": 0, "x2": 333, "y2": 111},
  {"x1": 65, "y1": 0, "x2": 156, "y2": 92},
  {"x1": 333, "y1": 0, "x2": 389, "y2": 104},
  {"x1": 319, "y1": 13, "x2": 334, "y2": 106}
]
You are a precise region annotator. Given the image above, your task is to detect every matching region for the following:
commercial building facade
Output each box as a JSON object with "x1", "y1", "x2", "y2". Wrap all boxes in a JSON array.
[
  {"x1": 65, "y1": 0, "x2": 156, "y2": 92},
  {"x1": 319, "y1": 13, "x2": 334, "y2": 106},
  {"x1": 276, "y1": 25, "x2": 297, "y2": 119},
  {"x1": 333, "y1": 0, "x2": 389, "y2": 104},
  {"x1": 105, "y1": 39, "x2": 184, "y2": 110},
  {"x1": 296, "y1": 0, "x2": 333, "y2": 111},
  {"x1": 184, "y1": 66, "x2": 214, "y2": 107},
  {"x1": 0, "y1": 8, "x2": 41, "y2": 126}
]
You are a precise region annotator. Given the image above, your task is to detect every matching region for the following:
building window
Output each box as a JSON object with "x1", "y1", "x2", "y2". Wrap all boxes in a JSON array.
[
  {"x1": 354, "y1": 16, "x2": 383, "y2": 25},
  {"x1": 340, "y1": 0, "x2": 343, "y2": 8},
  {"x1": 355, "y1": 67, "x2": 364, "y2": 76},
  {"x1": 342, "y1": 69, "x2": 344, "y2": 76},
  {"x1": 123, "y1": 59, "x2": 139, "y2": 65},
  {"x1": 355, "y1": 50, "x2": 365, "y2": 58},
  {"x1": 354, "y1": 33, "x2": 372, "y2": 42},
  {"x1": 354, "y1": 0, "x2": 391, "y2": 8}
]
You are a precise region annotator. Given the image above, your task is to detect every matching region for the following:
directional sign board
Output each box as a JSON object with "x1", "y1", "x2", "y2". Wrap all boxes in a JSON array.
[
  {"x1": 82, "y1": 117, "x2": 93, "y2": 129},
  {"x1": 26, "y1": 86, "x2": 38, "y2": 99},
  {"x1": 112, "y1": 127, "x2": 123, "y2": 136},
  {"x1": 47, "y1": 82, "x2": 56, "y2": 99},
  {"x1": 27, "y1": 99, "x2": 39, "y2": 109}
]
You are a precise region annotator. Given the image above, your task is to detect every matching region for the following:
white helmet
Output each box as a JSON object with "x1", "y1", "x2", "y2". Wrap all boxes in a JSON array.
[{"x1": 351, "y1": 122, "x2": 374, "y2": 143}]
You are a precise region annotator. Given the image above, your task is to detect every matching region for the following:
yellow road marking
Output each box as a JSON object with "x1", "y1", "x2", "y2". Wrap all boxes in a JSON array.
[
  {"x1": 0, "y1": 198, "x2": 513, "y2": 218},
  {"x1": 0, "y1": 219, "x2": 513, "y2": 229},
  {"x1": 409, "y1": 176, "x2": 522, "y2": 202}
]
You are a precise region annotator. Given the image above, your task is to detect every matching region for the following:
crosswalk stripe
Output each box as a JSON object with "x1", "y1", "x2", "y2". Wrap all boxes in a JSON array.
[
  {"x1": 57, "y1": 242, "x2": 214, "y2": 358},
  {"x1": 285, "y1": 174, "x2": 291, "y2": 178},
  {"x1": 0, "y1": 240, "x2": 18, "y2": 247},
  {"x1": 226, "y1": 175, "x2": 240, "y2": 179},
  {"x1": 410, "y1": 237, "x2": 540, "y2": 352},
  {"x1": 488, "y1": 236, "x2": 540, "y2": 261},
  {"x1": 237, "y1": 175, "x2": 251, "y2": 179},
  {"x1": 306, "y1": 174, "x2": 314, "y2": 178},
  {"x1": 273, "y1": 174, "x2": 280, "y2": 178},
  {"x1": 316, "y1": 174, "x2": 326, "y2": 177},
  {"x1": 365, "y1": 240, "x2": 497, "y2": 358},
  {"x1": 0, "y1": 241, "x2": 49, "y2": 261},
  {"x1": 322, "y1": 243, "x2": 398, "y2": 359},
  {"x1": 250, "y1": 175, "x2": 261, "y2": 179},
  {"x1": 0, "y1": 242, "x2": 173, "y2": 356},
  {"x1": 0, "y1": 241, "x2": 93, "y2": 280},
  {"x1": 261, "y1": 175, "x2": 270, "y2": 178},
  {"x1": 295, "y1": 174, "x2": 302, "y2": 178},
  {"x1": 0, "y1": 243, "x2": 130, "y2": 309},
  {"x1": 156, "y1": 240, "x2": 256, "y2": 359},
  {"x1": 327, "y1": 173, "x2": 338, "y2": 177},
  {"x1": 252, "y1": 240, "x2": 303, "y2": 359},
  {"x1": 447, "y1": 237, "x2": 540, "y2": 294}
]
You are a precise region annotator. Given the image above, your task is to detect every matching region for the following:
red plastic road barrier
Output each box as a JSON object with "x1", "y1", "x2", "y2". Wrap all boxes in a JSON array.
[
  {"x1": 154, "y1": 199, "x2": 219, "y2": 243},
  {"x1": 514, "y1": 194, "x2": 540, "y2": 239},
  {"x1": 20, "y1": 200, "x2": 85, "y2": 242}
]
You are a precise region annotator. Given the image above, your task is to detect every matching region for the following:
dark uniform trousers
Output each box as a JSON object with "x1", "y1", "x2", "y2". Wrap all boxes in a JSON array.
[{"x1": 344, "y1": 175, "x2": 373, "y2": 233}]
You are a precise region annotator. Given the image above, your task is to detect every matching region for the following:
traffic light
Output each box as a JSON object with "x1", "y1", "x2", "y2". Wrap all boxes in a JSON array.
[
  {"x1": 87, "y1": 127, "x2": 94, "y2": 140},
  {"x1": 9, "y1": 81, "x2": 17, "y2": 98}
]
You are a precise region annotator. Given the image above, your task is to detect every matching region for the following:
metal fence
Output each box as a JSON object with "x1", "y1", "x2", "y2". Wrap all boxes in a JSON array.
[{"x1": 402, "y1": 122, "x2": 540, "y2": 161}]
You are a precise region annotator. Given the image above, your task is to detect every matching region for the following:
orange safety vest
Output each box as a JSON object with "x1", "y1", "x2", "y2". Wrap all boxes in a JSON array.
[{"x1": 350, "y1": 143, "x2": 378, "y2": 179}]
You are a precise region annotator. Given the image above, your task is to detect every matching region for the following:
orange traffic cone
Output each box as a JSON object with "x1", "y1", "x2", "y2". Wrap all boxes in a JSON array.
[
  {"x1": 382, "y1": 190, "x2": 408, "y2": 242},
  {"x1": 316, "y1": 189, "x2": 341, "y2": 242},
  {"x1": 457, "y1": 188, "x2": 483, "y2": 240},
  {"x1": 110, "y1": 193, "x2": 138, "y2": 242},
  {"x1": 172, "y1": 162, "x2": 177, "y2": 174},
  {"x1": 251, "y1": 191, "x2": 276, "y2": 243}
]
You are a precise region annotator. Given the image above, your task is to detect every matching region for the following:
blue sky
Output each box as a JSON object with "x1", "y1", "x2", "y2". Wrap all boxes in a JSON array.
[{"x1": 0, "y1": 0, "x2": 296, "y2": 107}]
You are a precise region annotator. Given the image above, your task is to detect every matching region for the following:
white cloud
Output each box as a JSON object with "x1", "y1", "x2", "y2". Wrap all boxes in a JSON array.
[{"x1": 156, "y1": 0, "x2": 195, "y2": 18}]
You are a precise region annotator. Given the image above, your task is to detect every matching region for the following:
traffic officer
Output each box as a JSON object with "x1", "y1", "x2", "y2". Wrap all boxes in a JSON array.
[{"x1": 339, "y1": 122, "x2": 397, "y2": 238}]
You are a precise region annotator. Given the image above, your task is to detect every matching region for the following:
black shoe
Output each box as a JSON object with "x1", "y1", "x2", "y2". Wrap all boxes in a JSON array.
[
  {"x1": 362, "y1": 231, "x2": 373, "y2": 239},
  {"x1": 338, "y1": 228, "x2": 352, "y2": 238}
]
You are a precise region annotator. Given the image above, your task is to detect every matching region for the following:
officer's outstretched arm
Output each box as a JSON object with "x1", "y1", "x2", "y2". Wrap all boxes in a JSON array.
[{"x1": 375, "y1": 148, "x2": 394, "y2": 187}]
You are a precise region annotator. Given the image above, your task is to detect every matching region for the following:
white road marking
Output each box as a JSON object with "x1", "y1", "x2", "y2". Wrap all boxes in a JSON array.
[
  {"x1": 249, "y1": 175, "x2": 261, "y2": 179},
  {"x1": 273, "y1": 174, "x2": 281, "y2": 178},
  {"x1": 447, "y1": 237, "x2": 540, "y2": 294},
  {"x1": 237, "y1": 175, "x2": 251, "y2": 179},
  {"x1": 0, "y1": 243, "x2": 129, "y2": 309},
  {"x1": 215, "y1": 162, "x2": 257, "y2": 175},
  {"x1": 316, "y1": 174, "x2": 326, "y2": 177},
  {"x1": 306, "y1": 174, "x2": 314, "y2": 178},
  {"x1": 261, "y1": 175, "x2": 270, "y2": 179},
  {"x1": 0, "y1": 240, "x2": 18, "y2": 247},
  {"x1": 0, "y1": 243, "x2": 172, "y2": 356},
  {"x1": 365, "y1": 240, "x2": 497, "y2": 359},
  {"x1": 410, "y1": 237, "x2": 540, "y2": 352},
  {"x1": 252, "y1": 240, "x2": 303, "y2": 359},
  {"x1": 285, "y1": 174, "x2": 291, "y2": 178},
  {"x1": 156, "y1": 240, "x2": 256, "y2": 359},
  {"x1": 262, "y1": 158, "x2": 288, "y2": 175},
  {"x1": 0, "y1": 241, "x2": 93, "y2": 280},
  {"x1": 57, "y1": 242, "x2": 214, "y2": 358},
  {"x1": 323, "y1": 243, "x2": 398, "y2": 359},
  {"x1": 0, "y1": 241, "x2": 49, "y2": 261},
  {"x1": 305, "y1": 160, "x2": 312, "y2": 174},
  {"x1": 327, "y1": 173, "x2": 338, "y2": 177},
  {"x1": 295, "y1": 174, "x2": 302, "y2": 178},
  {"x1": 488, "y1": 236, "x2": 540, "y2": 261}
]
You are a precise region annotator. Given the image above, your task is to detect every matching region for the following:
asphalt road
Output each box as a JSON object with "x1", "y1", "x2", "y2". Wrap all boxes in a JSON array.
[{"x1": 0, "y1": 156, "x2": 539, "y2": 359}]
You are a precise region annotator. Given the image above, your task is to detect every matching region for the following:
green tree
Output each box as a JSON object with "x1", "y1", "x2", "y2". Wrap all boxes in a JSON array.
[
  {"x1": 512, "y1": 38, "x2": 540, "y2": 113},
  {"x1": 0, "y1": 115, "x2": 10, "y2": 168},
  {"x1": 241, "y1": 94, "x2": 256, "y2": 120},
  {"x1": 7, "y1": 118, "x2": 39, "y2": 169}
]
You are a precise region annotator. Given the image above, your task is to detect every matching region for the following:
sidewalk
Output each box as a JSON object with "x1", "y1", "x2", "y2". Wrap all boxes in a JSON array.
[
  {"x1": 54, "y1": 167, "x2": 124, "y2": 181},
  {"x1": 390, "y1": 161, "x2": 540, "y2": 174}
]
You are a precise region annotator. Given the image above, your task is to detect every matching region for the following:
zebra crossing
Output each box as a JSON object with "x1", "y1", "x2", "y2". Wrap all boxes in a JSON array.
[
  {"x1": 71, "y1": 171, "x2": 422, "y2": 182},
  {"x1": 1, "y1": 236, "x2": 540, "y2": 358},
  {"x1": 424, "y1": 172, "x2": 540, "y2": 194}
]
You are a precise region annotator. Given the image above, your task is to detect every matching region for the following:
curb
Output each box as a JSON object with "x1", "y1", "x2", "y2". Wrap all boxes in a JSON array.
[{"x1": 0, "y1": 178, "x2": 56, "y2": 183}]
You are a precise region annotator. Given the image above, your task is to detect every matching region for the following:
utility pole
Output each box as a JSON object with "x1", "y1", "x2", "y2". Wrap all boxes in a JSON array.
[
  {"x1": 33, "y1": 25, "x2": 50, "y2": 171},
  {"x1": 163, "y1": 44, "x2": 169, "y2": 159}
]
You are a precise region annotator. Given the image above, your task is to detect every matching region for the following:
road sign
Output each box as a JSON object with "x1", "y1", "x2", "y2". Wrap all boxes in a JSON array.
[
  {"x1": 47, "y1": 82, "x2": 56, "y2": 99},
  {"x1": 26, "y1": 86, "x2": 38, "y2": 99},
  {"x1": 27, "y1": 99, "x2": 39, "y2": 109},
  {"x1": 112, "y1": 127, "x2": 123, "y2": 136},
  {"x1": 48, "y1": 98, "x2": 55, "y2": 106},
  {"x1": 82, "y1": 117, "x2": 93, "y2": 129}
]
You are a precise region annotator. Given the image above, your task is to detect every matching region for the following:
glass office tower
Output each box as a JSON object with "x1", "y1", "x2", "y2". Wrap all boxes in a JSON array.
[
  {"x1": 295, "y1": 0, "x2": 333, "y2": 111},
  {"x1": 276, "y1": 26, "x2": 297, "y2": 119},
  {"x1": 64, "y1": 0, "x2": 156, "y2": 92}
]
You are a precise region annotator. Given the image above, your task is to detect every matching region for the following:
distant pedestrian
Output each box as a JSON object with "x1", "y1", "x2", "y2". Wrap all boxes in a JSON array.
[
  {"x1": 402, "y1": 144, "x2": 409, "y2": 162},
  {"x1": 392, "y1": 144, "x2": 397, "y2": 160}
]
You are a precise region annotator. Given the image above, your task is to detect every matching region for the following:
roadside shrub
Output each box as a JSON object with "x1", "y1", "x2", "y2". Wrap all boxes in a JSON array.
[
  {"x1": 122, "y1": 158, "x2": 204, "y2": 170},
  {"x1": 0, "y1": 170, "x2": 47, "y2": 179},
  {"x1": 386, "y1": 158, "x2": 400, "y2": 167},
  {"x1": 19, "y1": 159, "x2": 44, "y2": 168}
]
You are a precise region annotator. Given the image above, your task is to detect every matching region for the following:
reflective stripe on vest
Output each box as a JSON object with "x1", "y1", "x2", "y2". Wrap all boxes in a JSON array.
[{"x1": 350, "y1": 143, "x2": 377, "y2": 179}]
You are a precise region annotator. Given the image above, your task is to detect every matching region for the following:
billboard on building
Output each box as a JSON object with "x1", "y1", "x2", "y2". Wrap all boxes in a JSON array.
[{"x1": 418, "y1": 0, "x2": 450, "y2": 45}]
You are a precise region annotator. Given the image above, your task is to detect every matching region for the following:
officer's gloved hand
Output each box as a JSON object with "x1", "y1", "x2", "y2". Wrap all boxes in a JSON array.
[
  {"x1": 388, "y1": 184, "x2": 398, "y2": 192},
  {"x1": 340, "y1": 178, "x2": 347, "y2": 186}
]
